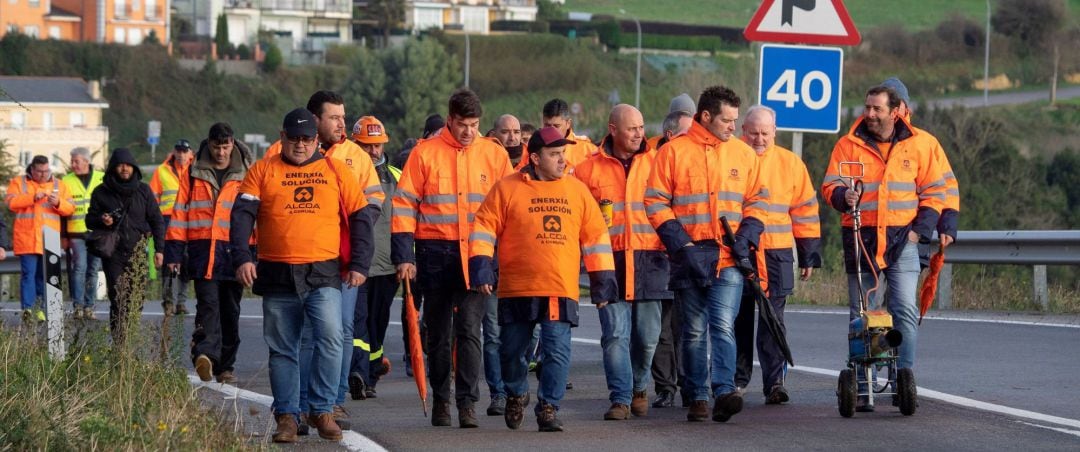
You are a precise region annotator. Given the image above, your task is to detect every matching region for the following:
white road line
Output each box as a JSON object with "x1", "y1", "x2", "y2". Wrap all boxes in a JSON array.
[
  {"x1": 787, "y1": 308, "x2": 1080, "y2": 329},
  {"x1": 188, "y1": 374, "x2": 388, "y2": 452},
  {"x1": 1017, "y1": 421, "x2": 1080, "y2": 439}
]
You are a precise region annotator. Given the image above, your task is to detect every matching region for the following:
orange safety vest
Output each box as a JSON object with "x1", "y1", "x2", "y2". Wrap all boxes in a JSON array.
[
  {"x1": 392, "y1": 126, "x2": 514, "y2": 286},
  {"x1": 821, "y1": 116, "x2": 949, "y2": 269},
  {"x1": 265, "y1": 136, "x2": 385, "y2": 207},
  {"x1": 238, "y1": 155, "x2": 368, "y2": 264},
  {"x1": 646, "y1": 135, "x2": 663, "y2": 152},
  {"x1": 644, "y1": 121, "x2": 769, "y2": 270},
  {"x1": 746, "y1": 142, "x2": 821, "y2": 295},
  {"x1": 573, "y1": 139, "x2": 663, "y2": 300},
  {"x1": 5, "y1": 176, "x2": 75, "y2": 255},
  {"x1": 166, "y1": 165, "x2": 252, "y2": 280},
  {"x1": 470, "y1": 170, "x2": 614, "y2": 301}
]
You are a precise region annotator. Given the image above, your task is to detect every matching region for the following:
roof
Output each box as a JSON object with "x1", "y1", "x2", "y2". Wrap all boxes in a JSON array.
[
  {"x1": 0, "y1": 77, "x2": 105, "y2": 105},
  {"x1": 45, "y1": 5, "x2": 81, "y2": 19}
]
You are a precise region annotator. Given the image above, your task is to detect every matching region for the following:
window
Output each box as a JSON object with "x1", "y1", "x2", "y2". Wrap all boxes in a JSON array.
[
  {"x1": 145, "y1": 0, "x2": 156, "y2": 18},
  {"x1": 114, "y1": 27, "x2": 125, "y2": 43},
  {"x1": 127, "y1": 28, "x2": 141, "y2": 45},
  {"x1": 11, "y1": 111, "x2": 24, "y2": 128},
  {"x1": 42, "y1": 112, "x2": 52, "y2": 130},
  {"x1": 48, "y1": 26, "x2": 60, "y2": 39},
  {"x1": 51, "y1": 153, "x2": 62, "y2": 172},
  {"x1": 30, "y1": 0, "x2": 40, "y2": 7},
  {"x1": 115, "y1": 0, "x2": 126, "y2": 17},
  {"x1": 18, "y1": 151, "x2": 32, "y2": 168},
  {"x1": 69, "y1": 112, "x2": 85, "y2": 128},
  {"x1": 24, "y1": 25, "x2": 38, "y2": 38}
]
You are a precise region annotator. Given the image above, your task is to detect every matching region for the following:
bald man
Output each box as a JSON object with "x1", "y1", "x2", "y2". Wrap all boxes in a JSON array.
[
  {"x1": 732, "y1": 105, "x2": 821, "y2": 404},
  {"x1": 574, "y1": 104, "x2": 672, "y2": 419},
  {"x1": 492, "y1": 114, "x2": 525, "y2": 168}
]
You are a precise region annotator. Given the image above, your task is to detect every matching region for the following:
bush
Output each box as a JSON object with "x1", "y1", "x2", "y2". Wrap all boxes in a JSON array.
[
  {"x1": 262, "y1": 43, "x2": 282, "y2": 72},
  {"x1": 236, "y1": 43, "x2": 251, "y2": 59}
]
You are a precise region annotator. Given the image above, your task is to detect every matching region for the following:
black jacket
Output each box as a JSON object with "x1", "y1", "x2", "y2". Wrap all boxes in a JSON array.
[{"x1": 86, "y1": 149, "x2": 165, "y2": 258}]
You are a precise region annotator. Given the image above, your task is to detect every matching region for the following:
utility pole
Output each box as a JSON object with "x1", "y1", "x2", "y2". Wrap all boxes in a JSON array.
[
  {"x1": 619, "y1": 9, "x2": 641, "y2": 108},
  {"x1": 464, "y1": 33, "x2": 470, "y2": 88},
  {"x1": 984, "y1": 0, "x2": 990, "y2": 107}
]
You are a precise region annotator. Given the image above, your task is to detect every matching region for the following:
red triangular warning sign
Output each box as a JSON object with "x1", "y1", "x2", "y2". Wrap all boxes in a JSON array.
[{"x1": 744, "y1": 0, "x2": 861, "y2": 46}]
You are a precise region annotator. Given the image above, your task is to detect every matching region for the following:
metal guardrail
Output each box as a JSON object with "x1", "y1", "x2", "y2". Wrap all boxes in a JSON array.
[{"x1": 933, "y1": 230, "x2": 1080, "y2": 310}]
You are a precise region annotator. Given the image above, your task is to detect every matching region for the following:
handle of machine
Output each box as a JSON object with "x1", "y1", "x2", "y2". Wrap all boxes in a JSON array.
[{"x1": 851, "y1": 179, "x2": 864, "y2": 211}]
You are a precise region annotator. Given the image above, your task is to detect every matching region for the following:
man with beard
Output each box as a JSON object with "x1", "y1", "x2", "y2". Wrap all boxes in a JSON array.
[{"x1": 821, "y1": 85, "x2": 949, "y2": 412}]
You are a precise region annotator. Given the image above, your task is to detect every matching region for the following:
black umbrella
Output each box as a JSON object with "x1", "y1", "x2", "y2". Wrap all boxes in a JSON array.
[{"x1": 721, "y1": 216, "x2": 794, "y2": 366}]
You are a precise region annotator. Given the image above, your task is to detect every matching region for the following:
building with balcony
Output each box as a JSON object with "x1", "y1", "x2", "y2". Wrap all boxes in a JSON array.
[
  {"x1": 400, "y1": 0, "x2": 538, "y2": 35},
  {"x1": 1, "y1": 0, "x2": 169, "y2": 44},
  {"x1": 0, "y1": 77, "x2": 110, "y2": 172}
]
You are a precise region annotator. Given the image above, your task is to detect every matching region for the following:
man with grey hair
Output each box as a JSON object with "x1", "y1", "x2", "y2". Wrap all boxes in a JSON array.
[
  {"x1": 733, "y1": 105, "x2": 821, "y2": 404},
  {"x1": 62, "y1": 147, "x2": 105, "y2": 320}
]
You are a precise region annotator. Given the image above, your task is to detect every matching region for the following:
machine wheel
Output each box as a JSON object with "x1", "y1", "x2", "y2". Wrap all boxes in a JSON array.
[
  {"x1": 838, "y1": 369, "x2": 857, "y2": 418},
  {"x1": 896, "y1": 368, "x2": 918, "y2": 416}
]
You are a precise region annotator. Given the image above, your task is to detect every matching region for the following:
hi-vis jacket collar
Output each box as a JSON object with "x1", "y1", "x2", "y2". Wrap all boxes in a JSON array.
[{"x1": 685, "y1": 120, "x2": 722, "y2": 146}]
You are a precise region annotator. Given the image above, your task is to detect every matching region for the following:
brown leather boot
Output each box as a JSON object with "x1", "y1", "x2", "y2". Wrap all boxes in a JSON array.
[
  {"x1": 603, "y1": 403, "x2": 630, "y2": 420},
  {"x1": 272, "y1": 414, "x2": 298, "y2": 443},
  {"x1": 308, "y1": 412, "x2": 343, "y2": 441},
  {"x1": 630, "y1": 391, "x2": 649, "y2": 417},
  {"x1": 686, "y1": 400, "x2": 709, "y2": 422},
  {"x1": 431, "y1": 400, "x2": 452, "y2": 427}
]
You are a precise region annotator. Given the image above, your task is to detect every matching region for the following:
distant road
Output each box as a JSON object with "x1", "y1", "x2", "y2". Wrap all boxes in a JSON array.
[{"x1": 916, "y1": 85, "x2": 1080, "y2": 110}]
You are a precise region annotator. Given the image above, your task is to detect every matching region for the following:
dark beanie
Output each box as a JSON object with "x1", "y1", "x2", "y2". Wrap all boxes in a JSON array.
[{"x1": 423, "y1": 114, "x2": 445, "y2": 138}]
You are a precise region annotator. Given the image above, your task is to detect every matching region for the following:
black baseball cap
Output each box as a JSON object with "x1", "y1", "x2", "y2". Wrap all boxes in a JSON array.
[
  {"x1": 527, "y1": 126, "x2": 576, "y2": 154},
  {"x1": 283, "y1": 108, "x2": 318, "y2": 138},
  {"x1": 174, "y1": 139, "x2": 192, "y2": 151}
]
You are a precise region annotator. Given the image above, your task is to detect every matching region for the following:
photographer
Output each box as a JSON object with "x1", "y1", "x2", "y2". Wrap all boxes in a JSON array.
[{"x1": 87, "y1": 148, "x2": 165, "y2": 345}]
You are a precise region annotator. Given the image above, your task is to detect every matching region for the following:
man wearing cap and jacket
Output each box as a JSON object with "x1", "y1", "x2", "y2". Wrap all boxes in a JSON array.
[
  {"x1": 392, "y1": 89, "x2": 514, "y2": 428},
  {"x1": 644, "y1": 86, "x2": 768, "y2": 423},
  {"x1": 150, "y1": 139, "x2": 194, "y2": 315},
  {"x1": 166, "y1": 122, "x2": 254, "y2": 385},
  {"x1": 574, "y1": 104, "x2": 671, "y2": 420},
  {"x1": 230, "y1": 108, "x2": 376, "y2": 443},
  {"x1": 347, "y1": 115, "x2": 402, "y2": 400},
  {"x1": 7, "y1": 155, "x2": 76, "y2": 323},
  {"x1": 62, "y1": 146, "x2": 105, "y2": 320},
  {"x1": 821, "y1": 84, "x2": 950, "y2": 412},
  {"x1": 470, "y1": 125, "x2": 617, "y2": 432}
]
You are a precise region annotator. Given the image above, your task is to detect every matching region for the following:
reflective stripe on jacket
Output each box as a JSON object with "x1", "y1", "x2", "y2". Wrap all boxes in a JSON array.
[
  {"x1": 6, "y1": 176, "x2": 75, "y2": 254},
  {"x1": 61, "y1": 170, "x2": 105, "y2": 234},
  {"x1": 391, "y1": 127, "x2": 514, "y2": 287},
  {"x1": 574, "y1": 136, "x2": 671, "y2": 301},
  {"x1": 149, "y1": 154, "x2": 188, "y2": 216},
  {"x1": 821, "y1": 116, "x2": 948, "y2": 271}
]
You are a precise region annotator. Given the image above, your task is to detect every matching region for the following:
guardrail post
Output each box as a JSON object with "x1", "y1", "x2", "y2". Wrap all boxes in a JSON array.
[
  {"x1": 936, "y1": 263, "x2": 953, "y2": 310},
  {"x1": 1033, "y1": 265, "x2": 1049, "y2": 311}
]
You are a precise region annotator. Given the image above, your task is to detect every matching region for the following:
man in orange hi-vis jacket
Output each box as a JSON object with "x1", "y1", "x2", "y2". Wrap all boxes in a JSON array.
[
  {"x1": 392, "y1": 89, "x2": 514, "y2": 429},
  {"x1": 470, "y1": 126, "x2": 617, "y2": 432},
  {"x1": 821, "y1": 84, "x2": 949, "y2": 413},
  {"x1": 732, "y1": 105, "x2": 821, "y2": 405},
  {"x1": 574, "y1": 104, "x2": 671, "y2": 420},
  {"x1": 643, "y1": 86, "x2": 768, "y2": 424}
]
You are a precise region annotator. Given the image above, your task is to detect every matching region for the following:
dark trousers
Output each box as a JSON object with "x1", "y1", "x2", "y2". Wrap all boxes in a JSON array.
[
  {"x1": 351, "y1": 274, "x2": 399, "y2": 384},
  {"x1": 734, "y1": 285, "x2": 788, "y2": 394},
  {"x1": 191, "y1": 279, "x2": 243, "y2": 373},
  {"x1": 425, "y1": 288, "x2": 486, "y2": 407},
  {"x1": 103, "y1": 255, "x2": 142, "y2": 346},
  {"x1": 651, "y1": 296, "x2": 684, "y2": 395}
]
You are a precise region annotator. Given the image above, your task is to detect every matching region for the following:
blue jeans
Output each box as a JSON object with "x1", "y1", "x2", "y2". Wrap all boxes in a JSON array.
[
  {"x1": 482, "y1": 292, "x2": 504, "y2": 398},
  {"x1": 19, "y1": 254, "x2": 44, "y2": 310},
  {"x1": 598, "y1": 301, "x2": 632, "y2": 405},
  {"x1": 68, "y1": 238, "x2": 101, "y2": 308},
  {"x1": 847, "y1": 240, "x2": 920, "y2": 369},
  {"x1": 263, "y1": 287, "x2": 343, "y2": 416},
  {"x1": 631, "y1": 300, "x2": 663, "y2": 392},
  {"x1": 500, "y1": 319, "x2": 571, "y2": 410},
  {"x1": 679, "y1": 267, "x2": 744, "y2": 400},
  {"x1": 300, "y1": 285, "x2": 357, "y2": 409}
]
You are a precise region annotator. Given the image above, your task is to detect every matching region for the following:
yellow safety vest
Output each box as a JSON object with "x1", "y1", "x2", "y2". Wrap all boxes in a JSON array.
[
  {"x1": 61, "y1": 170, "x2": 105, "y2": 234},
  {"x1": 152, "y1": 163, "x2": 182, "y2": 215}
]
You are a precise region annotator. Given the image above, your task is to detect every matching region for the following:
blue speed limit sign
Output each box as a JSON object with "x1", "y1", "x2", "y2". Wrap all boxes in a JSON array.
[{"x1": 758, "y1": 44, "x2": 843, "y2": 133}]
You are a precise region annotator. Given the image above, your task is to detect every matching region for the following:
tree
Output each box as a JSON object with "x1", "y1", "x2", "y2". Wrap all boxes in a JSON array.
[
  {"x1": 361, "y1": 0, "x2": 405, "y2": 49},
  {"x1": 142, "y1": 30, "x2": 160, "y2": 46},
  {"x1": 992, "y1": 0, "x2": 1067, "y2": 104},
  {"x1": 0, "y1": 32, "x2": 31, "y2": 75},
  {"x1": 263, "y1": 43, "x2": 283, "y2": 72},
  {"x1": 341, "y1": 47, "x2": 388, "y2": 121},
  {"x1": 383, "y1": 38, "x2": 460, "y2": 153},
  {"x1": 215, "y1": 14, "x2": 230, "y2": 58}
]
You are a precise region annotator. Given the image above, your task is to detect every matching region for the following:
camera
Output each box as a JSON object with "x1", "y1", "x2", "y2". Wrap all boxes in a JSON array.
[{"x1": 107, "y1": 207, "x2": 124, "y2": 223}]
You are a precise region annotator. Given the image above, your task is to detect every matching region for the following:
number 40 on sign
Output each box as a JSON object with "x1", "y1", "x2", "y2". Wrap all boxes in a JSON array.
[{"x1": 758, "y1": 44, "x2": 844, "y2": 133}]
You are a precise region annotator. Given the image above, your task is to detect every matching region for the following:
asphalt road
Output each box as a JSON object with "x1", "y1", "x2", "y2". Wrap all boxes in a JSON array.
[{"x1": 5, "y1": 300, "x2": 1079, "y2": 450}]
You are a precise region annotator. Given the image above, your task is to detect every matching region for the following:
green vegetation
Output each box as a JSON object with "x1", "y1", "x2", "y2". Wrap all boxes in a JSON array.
[{"x1": 564, "y1": 0, "x2": 1080, "y2": 30}]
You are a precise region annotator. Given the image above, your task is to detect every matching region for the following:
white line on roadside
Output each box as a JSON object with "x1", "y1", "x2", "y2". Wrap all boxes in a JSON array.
[
  {"x1": 787, "y1": 308, "x2": 1080, "y2": 329},
  {"x1": 187, "y1": 375, "x2": 388, "y2": 452},
  {"x1": 1017, "y1": 421, "x2": 1080, "y2": 439}
]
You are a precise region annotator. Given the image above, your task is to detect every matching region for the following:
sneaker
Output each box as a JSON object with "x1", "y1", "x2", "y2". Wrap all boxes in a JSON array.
[
  {"x1": 175, "y1": 303, "x2": 189, "y2": 315},
  {"x1": 348, "y1": 372, "x2": 367, "y2": 400},
  {"x1": 536, "y1": 402, "x2": 564, "y2": 432},
  {"x1": 504, "y1": 393, "x2": 529, "y2": 430},
  {"x1": 652, "y1": 390, "x2": 675, "y2": 408},
  {"x1": 630, "y1": 391, "x2": 649, "y2": 416},
  {"x1": 603, "y1": 403, "x2": 630, "y2": 420},
  {"x1": 458, "y1": 406, "x2": 479, "y2": 428},
  {"x1": 272, "y1": 414, "x2": 299, "y2": 443},
  {"x1": 712, "y1": 391, "x2": 744, "y2": 422},
  {"x1": 83, "y1": 307, "x2": 95, "y2": 320},
  {"x1": 73, "y1": 308, "x2": 84, "y2": 320},
  {"x1": 856, "y1": 395, "x2": 875, "y2": 412},
  {"x1": 34, "y1": 309, "x2": 46, "y2": 322},
  {"x1": 215, "y1": 371, "x2": 237, "y2": 384},
  {"x1": 365, "y1": 386, "x2": 377, "y2": 399},
  {"x1": 686, "y1": 400, "x2": 709, "y2": 422},
  {"x1": 431, "y1": 400, "x2": 452, "y2": 427},
  {"x1": 194, "y1": 354, "x2": 213, "y2": 382},
  {"x1": 487, "y1": 395, "x2": 507, "y2": 416},
  {"x1": 766, "y1": 385, "x2": 790, "y2": 405},
  {"x1": 307, "y1": 412, "x2": 342, "y2": 441}
]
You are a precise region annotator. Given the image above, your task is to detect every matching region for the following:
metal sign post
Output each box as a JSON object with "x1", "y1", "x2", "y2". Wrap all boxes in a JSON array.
[
  {"x1": 148, "y1": 120, "x2": 162, "y2": 162},
  {"x1": 43, "y1": 225, "x2": 65, "y2": 360}
]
